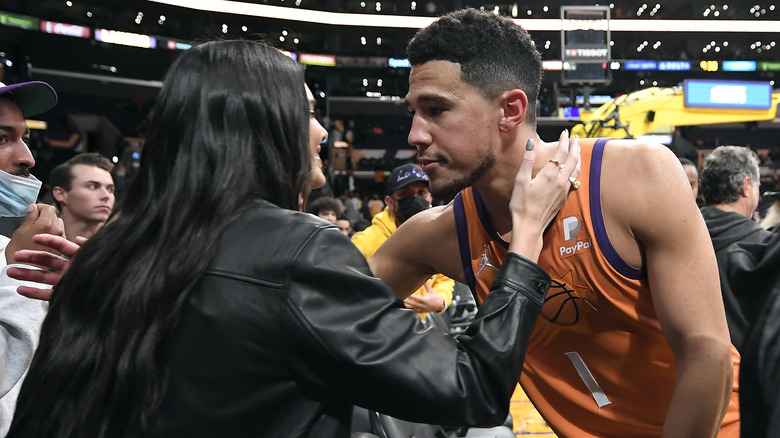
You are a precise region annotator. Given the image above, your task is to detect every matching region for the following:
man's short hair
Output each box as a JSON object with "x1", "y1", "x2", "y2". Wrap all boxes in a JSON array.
[
  {"x1": 306, "y1": 196, "x2": 342, "y2": 216},
  {"x1": 50, "y1": 153, "x2": 114, "y2": 210},
  {"x1": 700, "y1": 146, "x2": 760, "y2": 205},
  {"x1": 678, "y1": 157, "x2": 696, "y2": 168},
  {"x1": 407, "y1": 8, "x2": 543, "y2": 124}
]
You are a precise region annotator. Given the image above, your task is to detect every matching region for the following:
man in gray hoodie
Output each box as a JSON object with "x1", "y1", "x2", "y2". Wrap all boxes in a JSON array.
[
  {"x1": 0, "y1": 80, "x2": 58, "y2": 435},
  {"x1": 700, "y1": 145, "x2": 770, "y2": 352}
]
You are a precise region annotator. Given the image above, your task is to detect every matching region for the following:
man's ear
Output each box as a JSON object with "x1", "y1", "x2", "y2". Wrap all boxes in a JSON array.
[
  {"x1": 741, "y1": 177, "x2": 753, "y2": 197},
  {"x1": 499, "y1": 89, "x2": 529, "y2": 133},
  {"x1": 52, "y1": 186, "x2": 66, "y2": 204},
  {"x1": 384, "y1": 195, "x2": 395, "y2": 212}
]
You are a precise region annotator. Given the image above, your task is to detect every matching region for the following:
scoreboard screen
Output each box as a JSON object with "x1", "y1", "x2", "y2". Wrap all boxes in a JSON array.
[
  {"x1": 561, "y1": 6, "x2": 611, "y2": 84},
  {"x1": 683, "y1": 79, "x2": 773, "y2": 110}
]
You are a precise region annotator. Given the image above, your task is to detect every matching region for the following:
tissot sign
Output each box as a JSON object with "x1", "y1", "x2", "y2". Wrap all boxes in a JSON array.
[{"x1": 561, "y1": 6, "x2": 610, "y2": 63}]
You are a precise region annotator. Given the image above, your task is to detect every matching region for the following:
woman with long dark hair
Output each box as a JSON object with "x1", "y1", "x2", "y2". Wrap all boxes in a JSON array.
[{"x1": 7, "y1": 40, "x2": 580, "y2": 438}]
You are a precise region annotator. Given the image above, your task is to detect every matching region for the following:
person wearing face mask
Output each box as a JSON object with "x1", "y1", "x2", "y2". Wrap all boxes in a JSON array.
[
  {"x1": 0, "y1": 81, "x2": 60, "y2": 241},
  {"x1": 0, "y1": 81, "x2": 60, "y2": 434},
  {"x1": 352, "y1": 163, "x2": 454, "y2": 320}
]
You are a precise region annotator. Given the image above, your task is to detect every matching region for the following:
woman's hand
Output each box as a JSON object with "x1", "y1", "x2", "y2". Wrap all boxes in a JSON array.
[
  {"x1": 8, "y1": 234, "x2": 84, "y2": 301},
  {"x1": 508, "y1": 130, "x2": 582, "y2": 262}
]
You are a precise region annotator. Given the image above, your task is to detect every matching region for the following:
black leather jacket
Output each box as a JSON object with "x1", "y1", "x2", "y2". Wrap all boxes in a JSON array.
[
  {"x1": 149, "y1": 200, "x2": 550, "y2": 438},
  {"x1": 728, "y1": 225, "x2": 780, "y2": 437}
]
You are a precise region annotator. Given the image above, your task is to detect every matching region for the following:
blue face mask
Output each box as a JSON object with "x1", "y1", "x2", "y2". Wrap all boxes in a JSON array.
[{"x1": 0, "y1": 170, "x2": 41, "y2": 217}]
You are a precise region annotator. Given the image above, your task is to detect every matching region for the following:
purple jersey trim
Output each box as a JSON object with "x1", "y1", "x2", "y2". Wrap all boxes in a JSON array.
[
  {"x1": 453, "y1": 193, "x2": 478, "y2": 298},
  {"x1": 589, "y1": 138, "x2": 644, "y2": 280},
  {"x1": 473, "y1": 188, "x2": 510, "y2": 250}
]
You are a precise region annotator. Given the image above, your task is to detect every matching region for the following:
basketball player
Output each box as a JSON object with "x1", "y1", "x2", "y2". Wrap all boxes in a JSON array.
[{"x1": 368, "y1": 9, "x2": 739, "y2": 437}]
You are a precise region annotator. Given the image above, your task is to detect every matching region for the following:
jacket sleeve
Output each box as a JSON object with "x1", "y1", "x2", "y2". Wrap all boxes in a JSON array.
[{"x1": 283, "y1": 227, "x2": 548, "y2": 427}]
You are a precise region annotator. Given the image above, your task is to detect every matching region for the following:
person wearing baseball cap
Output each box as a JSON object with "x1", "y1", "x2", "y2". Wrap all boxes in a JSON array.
[
  {"x1": 352, "y1": 163, "x2": 454, "y2": 321},
  {"x1": 0, "y1": 80, "x2": 61, "y2": 435},
  {"x1": 0, "y1": 81, "x2": 58, "y2": 235}
]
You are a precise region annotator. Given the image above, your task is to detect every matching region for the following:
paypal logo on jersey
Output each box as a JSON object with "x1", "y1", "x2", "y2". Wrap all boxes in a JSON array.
[
  {"x1": 563, "y1": 217, "x2": 580, "y2": 241},
  {"x1": 559, "y1": 216, "x2": 592, "y2": 258}
]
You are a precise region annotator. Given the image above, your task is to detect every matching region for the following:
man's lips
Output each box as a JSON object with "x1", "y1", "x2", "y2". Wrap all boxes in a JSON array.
[{"x1": 418, "y1": 158, "x2": 441, "y2": 170}]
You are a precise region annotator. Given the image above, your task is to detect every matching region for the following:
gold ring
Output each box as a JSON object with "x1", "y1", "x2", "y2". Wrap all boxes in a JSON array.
[
  {"x1": 569, "y1": 176, "x2": 580, "y2": 189},
  {"x1": 549, "y1": 159, "x2": 564, "y2": 169}
]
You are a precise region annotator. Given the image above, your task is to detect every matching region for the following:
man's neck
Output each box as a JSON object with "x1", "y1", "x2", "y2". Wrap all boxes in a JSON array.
[
  {"x1": 471, "y1": 134, "x2": 557, "y2": 235},
  {"x1": 710, "y1": 202, "x2": 751, "y2": 219},
  {"x1": 62, "y1": 214, "x2": 104, "y2": 242}
]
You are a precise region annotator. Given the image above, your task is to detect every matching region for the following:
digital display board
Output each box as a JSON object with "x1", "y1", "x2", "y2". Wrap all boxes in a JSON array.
[
  {"x1": 683, "y1": 79, "x2": 773, "y2": 110},
  {"x1": 561, "y1": 6, "x2": 610, "y2": 63},
  {"x1": 41, "y1": 20, "x2": 90, "y2": 38},
  {"x1": 95, "y1": 29, "x2": 156, "y2": 49},
  {"x1": 722, "y1": 60, "x2": 757, "y2": 72},
  {"x1": 560, "y1": 6, "x2": 611, "y2": 84},
  {"x1": 658, "y1": 61, "x2": 691, "y2": 71},
  {"x1": 388, "y1": 58, "x2": 411, "y2": 68},
  {"x1": 299, "y1": 53, "x2": 336, "y2": 67},
  {"x1": 624, "y1": 61, "x2": 657, "y2": 71},
  {"x1": 0, "y1": 12, "x2": 38, "y2": 30}
]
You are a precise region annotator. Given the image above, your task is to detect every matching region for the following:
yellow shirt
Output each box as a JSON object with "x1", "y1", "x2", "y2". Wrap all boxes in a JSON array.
[{"x1": 351, "y1": 207, "x2": 454, "y2": 320}]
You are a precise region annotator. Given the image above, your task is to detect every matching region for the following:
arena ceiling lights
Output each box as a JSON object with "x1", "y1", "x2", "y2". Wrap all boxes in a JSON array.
[{"x1": 148, "y1": 0, "x2": 780, "y2": 33}]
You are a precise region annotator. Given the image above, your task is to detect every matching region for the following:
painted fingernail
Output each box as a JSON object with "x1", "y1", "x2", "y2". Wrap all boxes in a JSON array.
[
  {"x1": 564, "y1": 129, "x2": 569, "y2": 137},
  {"x1": 526, "y1": 139, "x2": 534, "y2": 151}
]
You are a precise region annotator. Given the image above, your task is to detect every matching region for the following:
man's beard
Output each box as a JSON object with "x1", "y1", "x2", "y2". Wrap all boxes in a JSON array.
[{"x1": 430, "y1": 150, "x2": 497, "y2": 201}]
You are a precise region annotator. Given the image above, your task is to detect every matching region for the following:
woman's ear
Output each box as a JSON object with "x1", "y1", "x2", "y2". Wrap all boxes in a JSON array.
[{"x1": 499, "y1": 89, "x2": 529, "y2": 133}]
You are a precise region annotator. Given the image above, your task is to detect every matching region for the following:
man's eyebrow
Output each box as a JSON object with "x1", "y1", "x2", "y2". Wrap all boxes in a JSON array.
[
  {"x1": 405, "y1": 93, "x2": 453, "y2": 107},
  {"x1": 0, "y1": 125, "x2": 29, "y2": 136}
]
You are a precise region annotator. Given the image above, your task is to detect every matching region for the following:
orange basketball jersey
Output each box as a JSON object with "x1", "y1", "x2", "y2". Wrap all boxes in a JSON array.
[{"x1": 453, "y1": 138, "x2": 740, "y2": 437}]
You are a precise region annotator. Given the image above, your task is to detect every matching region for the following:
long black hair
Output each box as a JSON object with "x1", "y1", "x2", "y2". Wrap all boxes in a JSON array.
[{"x1": 8, "y1": 40, "x2": 312, "y2": 437}]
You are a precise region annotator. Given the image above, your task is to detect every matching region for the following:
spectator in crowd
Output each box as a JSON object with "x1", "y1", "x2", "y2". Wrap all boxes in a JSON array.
[
  {"x1": 5, "y1": 39, "x2": 578, "y2": 438},
  {"x1": 341, "y1": 190, "x2": 364, "y2": 224},
  {"x1": 679, "y1": 157, "x2": 702, "y2": 207},
  {"x1": 699, "y1": 145, "x2": 770, "y2": 351},
  {"x1": 0, "y1": 81, "x2": 64, "y2": 263},
  {"x1": 0, "y1": 80, "x2": 60, "y2": 435},
  {"x1": 335, "y1": 214, "x2": 352, "y2": 237},
  {"x1": 368, "y1": 9, "x2": 738, "y2": 437},
  {"x1": 0, "y1": 81, "x2": 57, "y2": 239},
  {"x1": 367, "y1": 193, "x2": 384, "y2": 217},
  {"x1": 306, "y1": 196, "x2": 342, "y2": 224},
  {"x1": 352, "y1": 163, "x2": 453, "y2": 321},
  {"x1": 49, "y1": 153, "x2": 115, "y2": 242}
]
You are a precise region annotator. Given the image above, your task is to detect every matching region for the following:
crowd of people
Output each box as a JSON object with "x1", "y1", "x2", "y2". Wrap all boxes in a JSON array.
[{"x1": 0, "y1": 7, "x2": 778, "y2": 438}]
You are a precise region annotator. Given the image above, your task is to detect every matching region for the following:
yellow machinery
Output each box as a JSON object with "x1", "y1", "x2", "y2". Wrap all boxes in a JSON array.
[{"x1": 571, "y1": 86, "x2": 780, "y2": 139}]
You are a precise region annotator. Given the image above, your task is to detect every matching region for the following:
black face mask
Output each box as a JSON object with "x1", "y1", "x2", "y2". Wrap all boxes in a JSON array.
[{"x1": 395, "y1": 196, "x2": 431, "y2": 223}]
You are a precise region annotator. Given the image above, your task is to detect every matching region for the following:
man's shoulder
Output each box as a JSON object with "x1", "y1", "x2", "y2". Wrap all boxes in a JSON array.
[
  {"x1": 599, "y1": 139, "x2": 678, "y2": 188},
  {"x1": 602, "y1": 138, "x2": 668, "y2": 156},
  {"x1": 394, "y1": 204, "x2": 457, "y2": 245}
]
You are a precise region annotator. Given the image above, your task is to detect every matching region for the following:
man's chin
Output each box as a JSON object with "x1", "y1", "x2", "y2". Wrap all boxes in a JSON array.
[{"x1": 430, "y1": 180, "x2": 465, "y2": 202}]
